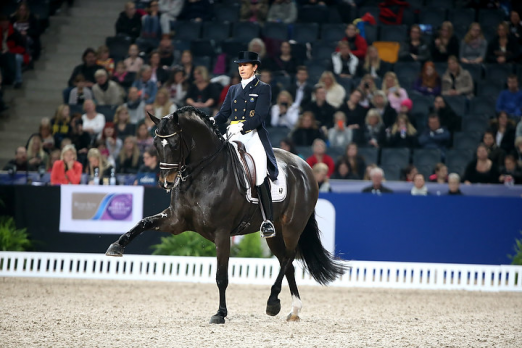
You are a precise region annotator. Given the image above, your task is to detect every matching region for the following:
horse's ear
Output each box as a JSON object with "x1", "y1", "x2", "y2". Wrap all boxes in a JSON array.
[{"x1": 148, "y1": 112, "x2": 160, "y2": 126}]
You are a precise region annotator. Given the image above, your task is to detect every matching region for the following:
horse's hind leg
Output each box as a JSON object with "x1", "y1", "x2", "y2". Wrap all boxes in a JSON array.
[{"x1": 284, "y1": 263, "x2": 302, "y2": 322}]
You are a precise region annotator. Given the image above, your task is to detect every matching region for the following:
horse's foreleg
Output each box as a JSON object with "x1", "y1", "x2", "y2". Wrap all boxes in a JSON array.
[
  {"x1": 105, "y1": 210, "x2": 170, "y2": 257},
  {"x1": 210, "y1": 231, "x2": 231, "y2": 324}
]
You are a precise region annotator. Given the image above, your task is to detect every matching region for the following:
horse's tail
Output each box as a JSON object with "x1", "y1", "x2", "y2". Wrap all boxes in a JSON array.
[{"x1": 296, "y1": 211, "x2": 347, "y2": 286}]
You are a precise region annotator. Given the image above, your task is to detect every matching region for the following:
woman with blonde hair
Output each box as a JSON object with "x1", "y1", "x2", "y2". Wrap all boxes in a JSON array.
[
  {"x1": 361, "y1": 45, "x2": 392, "y2": 78},
  {"x1": 27, "y1": 134, "x2": 50, "y2": 170},
  {"x1": 153, "y1": 88, "x2": 177, "y2": 117},
  {"x1": 431, "y1": 21, "x2": 459, "y2": 62},
  {"x1": 113, "y1": 105, "x2": 136, "y2": 140},
  {"x1": 382, "y1": 71, "x2": 409, "y2": 113},
  {"x1": 96, "y1": 45, "x2": 115, "y2": 76},
  {"x1": 185, "y1": 66, "x2": 218, "y2": 113},
  {"x1": 318, "y1": 71, "x2": 345, "y2": 108},
  {"x1": 82, "y1": 99, "x2": 106, "y2": 138},
  {"x1": 291, "y1": 111, "x2": 324, "y2": 146},
  {"x1": 486, "y1": 22, "x2": 520, "y2": 64},
  {"x1": 313, "y1": 163, "x2": 331, "y2": 192},
  {"x1": 387, "y1": 114, "x2": 417, "y2": 148},
  {"x1": 460, "y1": 22, "x2": 487, "y2": 64},
  {"x1": 51, "y1": 104, "x2": 71, "y2": 144},
  {"x1": 360, "y1": 108, "x2": 385, "y2": 148},
  {"x1": 116, "y1": 136, "x2": 142, "y2": 174},
  {"x1": 270, "y1": 90, "x2": 299, "y2": 128},
  {"x1": 50, "y1": 144, "x2": 83, "y2": 185},
  {"x1": 357, "y1": 74, "x2": 378, "y2": 107},
  {"x1": 86, "y1": 148, "x2": 113, "y2": 184}
]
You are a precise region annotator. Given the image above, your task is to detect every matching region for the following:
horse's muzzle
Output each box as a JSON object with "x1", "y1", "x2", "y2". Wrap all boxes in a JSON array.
[{"x1": 159, "y1": 171, "x2": 178, "y2": 190}]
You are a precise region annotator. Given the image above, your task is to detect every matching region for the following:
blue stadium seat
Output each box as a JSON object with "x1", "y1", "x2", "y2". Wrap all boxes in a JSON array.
[
  {"x1": 327, "y1": 146, "x2": 345, "y2": 159},
  {"x1": 462, "y1": 117, "x2": 489, "y2": 133},
  {"x1": 426, "y1": 0, "x2": 454, "y2": 8},
  {"x1": 446, "y1": 148, "x2": 474, "y2": 168},
  {"x1": 105, "y1": 36, "x2": 131, "y2": 62},
  {"x1": 410, "y1": 94, "x2": 432, "y2": 117},
  {"x1": 416, "y1": 164, "x2": 435, "y2": 179},
  {"x1": 190, "y1": 40, "x2": 215, "y2": 57},
  {"x1": 273, "y1": 75, "x2": 291, "y2": 90},
  {"x1": 477, "y1": 81, "x2": 503, "y2": 98},
  {"x1": 433, "y1": 62, "x2": 447, "y2": 77},
  {"x1": 214, "y1": 4, "x2": 240, "y2": 23},
  {"x1": 363, "y1": 23, "x2": 378, "y2": 45},
  {"x1": 135, "y1": 37, "x2": 158, "y2": 54},
  {"x1": 379, "y1": 25, "x2": 407, "y2": 42},
  {"x1": 413, "y1": 148, "x2": 442, "y2": 167},
  {"x1": 193, "y1": 56, "x2": 212, "y2": 71},
  {"x1": 263, "y1": 22, "x2": 288, "y2": 40},
  {"x1": 312, "y1": 42, "x2": 336, "y2": 61},
  {"x1": 304, "y1": 60, "x2": 328, "y2": 85},
  {"x1": 453, "y1": 132, "x2": 480, "y2": 150},
  {"x1": 394, "y1": 61, "x2": 421, "y2": 88},
  {"x1": 478, "y1": 9, "x2": 505, "y2": 29},
  {"x1": 443, "y1": 96, "x2": 468, "y2": 117},
  {"x1": 202, "y1": 22, "x2": 231, "y2": 41},
  {"x1": 232, "y1": 22, "x2": 261, "y2": 44},
  {"x1": 299, "y1": 5, "x2": 329, "y2": 23},
  {"x1": 173, "y1": 21, "x2": 201, "y2": 41},
  {"x1": 469, "y1": 97, "x2": 496, "y2": 117},
  {"x1": 357, "y1": 147, "x2": 379, "y2": 165},
  {"x1": 96, "y1": 105, "x2": 117, "y2": 122},
  {"x1": 321, "y1": 24, "x2": 346, "y2": 43},
  {"x1": 407, "y1": 0, "x2": 424, "y2": 9},
  {"x1": 448, "y1": 9, "x2": 476, "y2": 29},
  {"x1": 290, "y1": 42, "x2": 308, "y2": 62},
  {"x1": 412, "y1": 112, "x2": 428, "y2": 134},
  {"x1": 453, "y1": 23, "x2": 469, "y2": 41},
  {"x1": 419, "y1": 8, "x2": 447, "y2": 28},
  {"x1": 293, "y1": 23, "x2": 319, "y2": 43},
  {"x1": 380, "y1": 164, "x2": 402, "y2": 181},
  {"x1": 220, "y1": 40, "x2": 248, "y2": 58},
  {"x1": 296, "y1": 146, "x2": 313, "y2": 159},
  {"x1": 268, "y1": 127, "x2": 290, "y2": 146},
  {"x1": 381, "y1": 148, "x2": 410, "y2": 167},
  {"x1": 484, "y1": 64, "x2": 515, "y2": 83},
  {"x1": 461, "y1": 63, "x2": 483, "y2": 82}
]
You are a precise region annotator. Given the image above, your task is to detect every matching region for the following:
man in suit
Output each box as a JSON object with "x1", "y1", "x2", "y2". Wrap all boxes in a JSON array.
[{"x1": 287, "y1": 66, "x2": 313, "y2": 109}]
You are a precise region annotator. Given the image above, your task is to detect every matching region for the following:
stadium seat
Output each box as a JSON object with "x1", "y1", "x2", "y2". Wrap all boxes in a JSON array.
[
  {"x1": 477, "y1": 81, "x2": 503, "y2": 97},
  {"x1": 105, "y1": 36, "x2": 131, "y2": 62},
  {"x1": 461, "y1": 63, "x2": 483, "y2": 82},
  {"x1": 190, "y1": 40, "x2": 215, "y2": 57},
  {"x1": 290, "y1": 42, "x2": 308, "y2": 62},
  {"x1": 469, "y1": 97, "x2": 496, "y2": 117},
  {"x1": 357, "y1": 147, "x2": 379, "y2": 165},
  {"x1": 379, "y1": 25, "x2": 407, "y2": 42},
  {"x1": 327, "y1": 146, "x2": 345, "y2": 159},
  {"x1": 293, "y1": 23, "x2": 319, "y2": 43},
  {"x1": 410, "y1": 95, "x2": 432, "y2": 117},
  {"x1": 425, "y1": 0, "x2": 454, "y2": 8},
  {"x1": 380, "y1": 164, "x2": 401, "y2": 181},
  {"x1": 413, "y1": 148, "x2": 442, "y2": 167},
  {"x1": 416, "y1": 164, "x2": 435, "y2": 179},
  {"x1": 299, "y1": 5, "x2": 329, "y2": 23},
  {"x1": 363, "y1": 23, "x2": 378, "y2": 45},
  {"x1": 462, "y1": 117, "x2": 489, "y2": 133},
  {"x1": 453, "y1": 23, "x2": 469, "y2": 42},
  {"x1": 372, "y1": 41, "x2": 400, "y2": 63},
  {"x1": 296, "y1": 146, "x2": 313, "y2": 159},
  {"x1": 453, "y1": 132, "x2": 480, "y2": 150},
  {"x1": 484, "y1": 64, "x2": 515, "y2": 83},
  {"x1": 232, "y1": 22, "x2": 261, "y2": 44},
  {"x1": 135, "y1": 37, "x2": 158, "y2": 54},
  {"x1": 304, "y1": 60, "x2": 328, "y2": 84},
  {"x1": 312, "y1": 42, "x2": 336, "y2": 61},
  {"x1": 268, "y1": 127, "x2": 290, "y2": 146},
  {"x1": 214, "y1": 4, "x2": 240, "y2": 23},
  {"x1": 193, "y1": 56, "x2": 212, "y2": 71},
  {"x1": 381, "y1": 148, "x2": 410, "y2": 167},
  {"x1": 394, "y1": 61, "x2": 421, "y2": 88},
  {"x1": 478, "y1": 9, "x2": 505, "y2": 29},
  {"x1": 202, "y1": 22, "x2": 231, "y2": 41},
  {"x1": 448, "y1": 9, "x2": 476, "y2": 29},
  {"x1": 273, "y1": 75, "x2": 291, "y2": 90},
  {"x1": 173, "y1": 21, "x2": 201, "y2": 41},
  {"x1": 263, "y1": 22, "x2": 288, "y2": 40},
  {"x1": 433, "y1": 62, "x2": 447, "y2": 77},
  {"x1": 446, "y1": 148, "x2": 474, "y2": 168},
  {"x1": 358, "y1": 7, "x2": 380, "y2": 23},
  {"x1": 407, "y1": 0, "x2": 424, "y2": 9},
  {"x1": 419, "y1": 8, "x2": 447, "y2": 28},
  {"x1": 96, "y1": 105, "x2": 117, "y2": 122},
  {"x1": 336, "y1": 77, "x2": 352, "y2": 95},
  {"x1": 411, "y1": 112, "x2": 428, "y2": 134},
  {"x1": 220, "y1": 40, "x2": 248, "y2": 58},
  {"x1": 443, "y1": 96, "x2": 467, "y2": 117},
  {"x1": 321, "y1": 24, "x2": 346, "y2": 43}
]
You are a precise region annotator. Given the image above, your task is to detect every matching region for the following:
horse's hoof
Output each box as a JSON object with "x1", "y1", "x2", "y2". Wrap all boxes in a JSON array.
[
  {"x1": 105, "y1": 243, "x2": 124, "y2": 257},
  {"x1": 266, "y1": 300, "x2": 281, "y2": 316},
  {"x1": 286, "y1": 313, "x2": 301, "y2": 322},
  {"x1": 209, "y1": 315, "x2": 225, "y2": 324}
]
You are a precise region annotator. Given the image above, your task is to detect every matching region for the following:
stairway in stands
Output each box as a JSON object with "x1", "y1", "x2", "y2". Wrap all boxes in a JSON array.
[{"x1": 0, "y1": 0, "x2": 126, "y2": 167}]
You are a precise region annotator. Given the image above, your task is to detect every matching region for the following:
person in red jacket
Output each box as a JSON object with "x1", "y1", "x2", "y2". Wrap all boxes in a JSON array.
[
  {"x1": 306, "y1": 139, "x2": 335, "y2": 177},
  {"x1": 0, "y1": 15, "x2": 30, "y2": 88},
  {"x1": 50, "y1": 145, "x2": 83, "y2": 185},
  {"x1": 340, "y1": 23, "x2": 368, "y2": 60}
]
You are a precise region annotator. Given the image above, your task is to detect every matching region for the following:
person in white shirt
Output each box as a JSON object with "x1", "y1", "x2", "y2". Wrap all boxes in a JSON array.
[
  {"x1": 81, "y1": 99, "x2": 106, "y2": 138},
  {"x1": 271, "y1": 90, "x2": 299, "y2": 128}
]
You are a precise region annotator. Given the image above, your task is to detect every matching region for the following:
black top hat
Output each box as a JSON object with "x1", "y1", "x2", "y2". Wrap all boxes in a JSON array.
[{"x1": 233, "y1": 51, "x2": 261, "y2": 65}]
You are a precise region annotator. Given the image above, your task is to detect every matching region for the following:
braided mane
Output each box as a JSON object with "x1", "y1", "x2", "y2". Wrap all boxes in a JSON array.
[{"x1": 175, "y1": 106, "x2": 224, "y2": 142}]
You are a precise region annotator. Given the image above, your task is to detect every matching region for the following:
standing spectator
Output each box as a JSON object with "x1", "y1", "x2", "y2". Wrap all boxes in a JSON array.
[
  {"x1": 125, "y1": 87, "x2": 146, "y2": 124},
  {"x1": 340, "y1": 23, "x2": 367, "y2": 60},
  {"x1": 418, "y1": 114, "x2": 451, "y2": 152},
  {"x1": 178, "y1": 0, "x2": 214, "y2": 22},
  {"x1": 386, "y1": 114, "x2": 417, "y2": 148},
  {"x1": 460, "y1": 23, "x2": 487, "y2": 64},
  {"x1": 358, "y1": 109, "x2": 386, "y2": 148},
  {"x1": 328, "y1": 111, "x2": 353, "y2": 149},
  {"x1": 115, "y1": 2, "x2": 142, "y2": 40},
  {"x1": 184, "y1": 66, "x2": 218, "y2": 114},
  {"x1": 136, "y1": 122, "x2": 154, "y2": 155},
  {"x1": 302, "y1": 85, "x2": 336, "y2": 129},
  {"x1": 430, "y1": 96, "x2": 461, "y2": 133},
  {"x1": 134, "y1": 147, "x2": 160, "y2": 186},
  {"x1": 318, "y1": 71, "x2": 345, "y2": 109},
  {"x1": 356, "y1": 74, "x2": 378, "y2": 108},
  {"x1": 413, "y1": 61, "x2": 441, "y2": 96},
  {"x1": 382, "y1": 72, "x2": 409, "y2": 113},
  {"x1": 429, "y1": 163, "x2": 448, "y2": 183},
  {"x1": 313, "y1": 163, "x2": 331, "y2": 192},
  {"x1": 50, "y1": 145, "x2": 83, "y2": 185},
  {"x1": 486, "y1": 22, "x2": 520, "y2": 64},
  {"x1": 499, "y1": 154, "x2": 522, "y2": 185},
  {"x1": 483, "y1": 130, "x2": 506, "y2": 166},
  {"x1": 330, "y1": 41, "x2": 359, "y2": 79},
  {"x1": 0, "y1": 15, "x2": 29, "y2": 88},
  {"x1": 489, "y1": 111, "x2": 516, "y2": 154},
  {"x1": 431, "y1": 21, "x2": 459, "y2": 63},
  {"x1": 165, "y1": 67, "x2": 188, "y2": 106},
  {"x1": 441, "y1": 56, "x2": 474, "y2": 98},
  {"x1": 149, "y1": 51, "x2": 169, "y2": 86},
  {"x1": 27, "y1": 135, "x2": 49, "y2": 171},
  {"x1": 339, "y1": 89, "x2": 366, "y2": 128},
  {"x1": 158, "y1": 38, "x2": 177, "y2": 67},
  {"x1": 411, "y1": 173, "x2": 428, "y2": 196},
  {"x1": 361, "y1": 167, "x2": 393, "y2": 194},
  {"x1": 399, "y1": 24, "x2": 430, "y2": 63},
  {"x1": 69, "y1": 75, "x2": 94, "y2": 105},
  {"x1": 496, "y1": 75, "x2": 522, "y2": 118},
  {"x1": 141, "y1": 1, "x2": 162, "y2": 40},
  {"x1": 360, "y1": 45, "x2": 392, "y2": 79},
  {"x1": 371, "y1": 91, "x2": 397, "y2": 128},
  {"x1": 82, "y1": 100, "x2": 106, "y2": 140},
  {"x1": 132, "y1": 65, "x2": 158, "y2": 104},
  {"x1": 288, "y1": 66, "x2": 313, "y2": 109},
  {"x1": 306, "y1": 139, "x2": 335, "y2": 177},
  {"x1": 463, "y1": 144, "x2": 499, "y2": 184},
  {"x1": 86, "y1": 148, "x2": 114, "y2": 184},
  {"x1": 509, "y1": 10, "x2": 522, "y2": 45},
  {"x1": 331, "y1": 159, "x2": 358, "y2": 180},
  {"x1": 113, "y1": 105, "x2": 136, "y2": 141},
  {"x1": 116, "y1": 136, "x2": 142, "y2": 174},
  {"x1": 9, "y1": 2, "x2": 41, "y2": 61},
  {"x1": 96, "y1": 45, "x2": 115, "y2": 76},
  {"x1": 266, "y1": 0, "x2": 297, "y2": 24},
  {"x1": 271, "y1": 91, "x2": 300, "y2": 128},
  {"x1": 2, "y1": 146, "x2": 33, "y2": 172},
  {"x1": 240, "y1": 0, "x2": 269, "y2": 23},
  {"x1": 51, "y1": 105, "x2": 71, "y2": 146},
  {"x1": 291, "y1": 111, "x2": 324, "y2": 147},
  {"x1": 68, "y1": 48, "x2": 104, "y2": 87},
  {"x1": 447, "y1": 173, "x2": 463, "y2": 195},
  {"x1": 270, "y1": 41, "x2": 299, "y2": 77},
  {"x1": 124, "y1": 44, "x2": 144, "y2": 73},
  {"x1": 92, "y1": 69, "x2": 125, "y2": 106},
  {"x1": 153, "y1": 88, "x2": 177, "y2": 117},
  {"x1": 159, "y1": 0, "x2": 184, "y2": 36}
]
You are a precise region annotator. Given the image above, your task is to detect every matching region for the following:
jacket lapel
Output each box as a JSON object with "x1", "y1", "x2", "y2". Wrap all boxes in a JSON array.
[{"x1": 242, "y1": 77, "x2": 259, "y2": 97}]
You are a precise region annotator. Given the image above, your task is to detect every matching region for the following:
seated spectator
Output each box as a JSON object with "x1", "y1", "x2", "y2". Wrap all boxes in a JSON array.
[
  {"x1": 27, "y1": 135, "x2": 50, "y2": 171},
  {"x1": 429, "y1": 163, "x2": 448, "y2": 183},
  {"x1": 371, "y1": 90, "x2": 397, "y2": 128},
  {"x1": 271, "y1": 91, "x2": 300, "y2": 128},
  {"x1": 51, "y1": 105, "x2": 71, "y2": 146},
  {"x1": 136, "y1": 122, "x2": 154, "y2": 155},
  {"x1": 48, "y1": 149, "x2": 61, "y2": 171},
  {"x1": 279, "y1": 137, "x2": 298, "y2": 156},
  {"x1": 0, "y1": 15, "x2": 30, "y2": 88},
  {"x1": 159, "y1": 0, "x2": 184, "y2": 35},
  {"x1": 153, "y1": 88, "x2": 177, "y2": 117},
  {"x1": 113, "y1": 105, "x2": 136, "y2": 140},
  {"x1": 411, "y1": 173, "x2": 428, "y2": 196},
  {"x1": 3, "y1": 146, "x2": 33, "y2": 172},
  {"x1": 386, "y1": 114, "x2": 417, "y2": 148},
  {"x1": 413, "y1": 61, "x2": 441, "y2": 96},
  {"x1": 399, "y1": 98, "x2": 413, "y2": 120},
  {"x1": 50, "y1": 145, "x2": 83, "y2": 185},
  {"x1": 515, "y1": 136, "x2": 522, "y2": 166},
  {"x1": 291, "y1": 111, "x2": 324, "y2": 147},
  {"x1": 340, "y1": 23, "x2": 367, "y2": 60},
  {"x1": 82, "y1": 99, "x2": 106, "y2": 139},
  {"x1": 69, "y1": 117, "x2": 91, "y2": 163},
  {"x1": 418, "y1": 114, "x2": 451, "y2": 152},
  {"x1": 447, "y1": 173, "x2": 463, "y2": 195},
  {"x1": 518, "y1": 119, "x2": 522, "y2": 139},
  {"x1": 68, "y1": 48, "x2": 104, "y2": 87},
  {"x1": 39, "y1": 119, "x2": 55, "y2": 152},
  {"x1": 441, "y1": 56, "x2": 474, "y2": 98},
  {"x1": 331, "y1": 158, "x2": 358, "y2": 180},
  {"x1": 99, "y1": 123, "x2": 122, "y2": 164},
  {"x1": 382, "y1": 72, "x2": 409, "y2": 113},
  {"x1": 398, "y1": 24, "x2": 430, "y2": 63},
  {"x1": 116, "y1": 136, "x2": 143, "y2": 174},
  {"x1": 318, "y1": 71, "x2": 346, "y2": 109},
  {"x1": 509, "y1": 10, "x2": 522, "y2": 45},
  {"x1": 178, "y1": 0, "x2": 214, "y2": 21},
  {"x1": 463, "y1": 143, "x2": 499, "y2": 184},
  {"x1": 269, "y1": 41, "x2": 299, "y2": 77},
  {"x1": 313, "y1": 163, "x2": 331, "y2": 192},
  {"x1": 124, "y1": 44, "x2": 144, "y2": 73},
  {"x1": 134, "y1": 146, "x2": 160, "y2": 186},
  {"x1": 149, "y1": 51, "x2": 169, "y2": 86},
  {"x1": 96, "y1": 45, "x2": 115, "y2": 76},
  {"x1": 248, "y1": 38, "x2": 271, "y2": 70},
  {"x1": 489, "y1": 111, "x2": 516, "y2": 154},
  {"x1": 93, "y1": 69, "x2": 125, "y2": 106},
  {"x1": 359, "y1": 45, "x2": 392, "y2": 79},
  {"x1": 357, "y1": 74, "x2": 378, "y2": 108},
  {"x1": 430, "y1": 96, "x2": 461, "y2": 133},
  {"x1": 132, "y1": 65, "x2": 158, "y2": 104},
  {"x1": 496, "y1": 75, "x2": 522, "y2": 118},
  {"x1": 259, "y1": 69, "x2": 280, "y2": 104},
  {"x1": 10, "y1": 2, "x2": 41, "y2": 61},
  {"x1": 69, "y1": 74, "x2": 94, "y2": 105},
  {"x1": 486, "y1": 22, "x2": 520, "y2": 64},
  {"x1": 159, "y1": 38, "x2": 178, "y2": 68},
  {"x1": 267, "y1": 0, "x2": 297, "y2": 24},
  {"x1": 111, "y1": 62, "x2": 129, "y2": 89},
  {"x1": 86, "y1": 148, "x2": 114, "y2": 184},
  {"x1": 328, "y1": 111, "x2": 353, "y2": 149},
  {"x1": 357, "y1": 109, "x2": 386, "y2": 148},
  {"x1": 401, "y1": 164, "x2": 417, "y2": 182},
  {"x1": 240, "y1": 0, "x2": 269, "y2": 23},
  {"x1": 483, "y1": 130, "x2": 505, "y2": 166},
  {"x1": 287, "y1": 66, "x2": 312, "y2": 109},
  {"x1": 329, "y1": 41, "x2": 359, "y2": 79},
  {"x1": 165, "y1": 67, "x2": 189, "y2": 106},
  {"x1": 140, "y1": 1, "x2": 162, "y2": 40},
  {"x1": 499, "y1": 154, "x2": 522, "y2": 185},
  {"x1": 431, "y1": 21, "x2": 459, "y2": 63},
  {"x1": 363, "y1": 164, "x2": 377, "y2": 180},
  {"x1": 302, "y1": 85, "x2": 335, "y2": 128},
  {"x1": 362, "y1": 167, "x2": 393, "y2": 194},
  {"x1": 125, "y1": 87, "x2": 146, "y2": 124},
  {"x1": 115, "y1": 2, "x2": 142, "y2": 40},
  {"x1": 339, "y1": 89, "x2": 366, "y2": 128},
  {"x1": 306, "y1": 139, "x2": 334, "y2": 177},
  {"x1": 185, "y1": 66, "x2": 218, "y2": 114},
  {"x1": 460, "y1": 22, "x2": 487, "y2": 64},
  {"x1": 341, "y1": 142, "x2": 366, "y2": 179}
]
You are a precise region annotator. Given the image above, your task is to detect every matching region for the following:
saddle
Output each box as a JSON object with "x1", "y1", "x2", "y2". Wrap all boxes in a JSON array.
[{"x1": 233, "y1": 141, "x2": 257, "y2": 198}]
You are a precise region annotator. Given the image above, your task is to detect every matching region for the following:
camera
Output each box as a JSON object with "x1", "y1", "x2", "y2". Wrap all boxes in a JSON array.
[
  {"x1": 364, "y1": 82, "x2": 369, "y2": 88},
  {"x1": 281, "y1": 102, "x2": 288, "y2": 108}
]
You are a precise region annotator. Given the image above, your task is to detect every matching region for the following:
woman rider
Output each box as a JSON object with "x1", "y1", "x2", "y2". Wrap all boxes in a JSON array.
[{"x1": 211, "y1": 51, "x2": 279, "y2": 238}]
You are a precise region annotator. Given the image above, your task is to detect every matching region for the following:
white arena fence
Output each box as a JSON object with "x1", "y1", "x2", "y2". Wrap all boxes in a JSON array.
[{"x1": 1, "y1": 252, "x2": 521, "y2": 292}]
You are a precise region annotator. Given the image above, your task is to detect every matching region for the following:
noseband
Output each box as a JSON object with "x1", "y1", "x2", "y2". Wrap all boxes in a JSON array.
[{"x1": 155, "y1": 129, "x2": 187, "y2": 172}]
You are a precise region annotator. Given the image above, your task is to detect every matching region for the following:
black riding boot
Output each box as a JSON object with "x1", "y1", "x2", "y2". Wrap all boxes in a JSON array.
[{"x1": 257, "y1": 177, "x2": 276, "y2": 238}]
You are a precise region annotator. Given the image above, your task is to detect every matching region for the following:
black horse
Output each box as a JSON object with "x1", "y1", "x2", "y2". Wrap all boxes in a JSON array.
[{"x1": 106, "y1": 106, "x2": 345, "y2": 324}]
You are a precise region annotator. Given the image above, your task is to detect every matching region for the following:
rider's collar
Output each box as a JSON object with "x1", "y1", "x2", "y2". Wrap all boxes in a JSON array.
[{"x1": 241, "y1": 75, "x2": 256, "y2": 89}]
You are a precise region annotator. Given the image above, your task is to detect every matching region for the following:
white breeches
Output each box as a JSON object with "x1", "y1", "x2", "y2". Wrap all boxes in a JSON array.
[{"x1": 229, "y1": 130, "x2": 267, "y2": 186}]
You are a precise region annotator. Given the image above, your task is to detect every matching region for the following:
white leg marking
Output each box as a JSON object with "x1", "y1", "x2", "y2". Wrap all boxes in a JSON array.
[{"x1": 287, "y1": 295, "x2": 302, "y2": 322}]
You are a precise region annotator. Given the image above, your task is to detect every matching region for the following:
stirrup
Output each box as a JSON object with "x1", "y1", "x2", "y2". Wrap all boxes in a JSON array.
[{"x1": 260, "y1": 220, "x2": 276, "y2": 239}]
